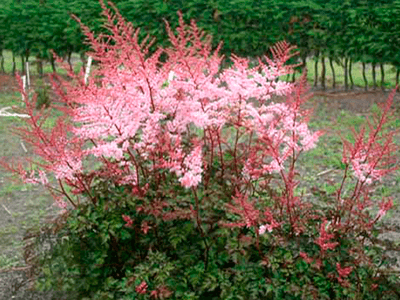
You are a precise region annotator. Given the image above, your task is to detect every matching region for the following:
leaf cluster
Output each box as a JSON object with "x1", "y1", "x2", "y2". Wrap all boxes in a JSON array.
[{"x1": 32, "y1": 179, "x2": 400, "y2": 299}]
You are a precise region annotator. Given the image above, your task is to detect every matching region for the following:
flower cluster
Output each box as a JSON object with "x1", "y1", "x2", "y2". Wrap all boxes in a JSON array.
[{"x1": 314, "y1": 220, "x2": 339, "y2": 253}]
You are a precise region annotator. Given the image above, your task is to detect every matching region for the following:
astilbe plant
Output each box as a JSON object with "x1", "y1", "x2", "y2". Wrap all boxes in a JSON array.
[{"x1": 2, "y1": 1, "x2": 399, "y2": 299}]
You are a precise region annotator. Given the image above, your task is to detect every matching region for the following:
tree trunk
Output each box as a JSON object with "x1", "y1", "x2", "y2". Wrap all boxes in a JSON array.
[
  {"x1": 0, "y1": 49, "x2": 4, "y2": 73},
  {"x1": 372, "y1": 62, "x2": 377, "y2": 90},
  {"x1": 314, "y1": 51, "x2": 319, "y2": 88},
  {"x1": 349, "y1": 59, "x2": 354, "y2": 90},
  {"x1": 80, "y1": 52, "x2": 87, "y2": 73},
  {"x1": 21, "y1": 55, "x2": 25, "y2": 74},
  {"x1": 329, "y1": 56, "x2": 335, "y2": 89},
  {"x1": 292, "y1": 71, "x2": 295, "y2": 83},
  {"x1": 344, "y1": 57, "x2": 348, "y2": 91},
  {"x1": 0, "y1": 56, "x2": 4, "y2": 74},
  {"x1": 396, "y1": 69, "x2": 399, "y2": 92},
  {"x1": 362, "y1": 62, "x2": 368, "y2": 91},
  {"x1": 37, "y1": 57, "x2": 44, "y2": 78},
  {"x1": 12, "y1": 53, "x2": 16, "y2": 76},
  {"x1": 301, "y1": 54, "x2": 307, "y2": 74},
  {"x1": 67, "y1": 51, "x2": 72, "y2": 71},
  {"x1": 50, "y1": 56, "x2": 57, "y2": 73},
  {"x1": 25, "y1": 51, "x2": 30, "y2": 77},
  {"x1": 321, "y1": 55, "x2": 326, "y2": 90},
  {"x1": 380, "y1": 63, "x2": 384, "y2": 91}
]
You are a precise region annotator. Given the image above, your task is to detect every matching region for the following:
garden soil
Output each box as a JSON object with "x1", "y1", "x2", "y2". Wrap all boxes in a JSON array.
[{"x1": 0, "y1": 74, "x2": 399, "y2": 299}]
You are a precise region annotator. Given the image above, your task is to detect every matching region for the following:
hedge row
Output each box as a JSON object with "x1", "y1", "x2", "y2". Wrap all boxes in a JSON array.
[{"x1": 1, "y1": 0, "x2": 399, "y2": 88}]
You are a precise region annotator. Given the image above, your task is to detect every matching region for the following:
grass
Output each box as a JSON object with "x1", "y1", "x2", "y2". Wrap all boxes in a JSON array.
[
  {"x1": 0, "y1": 253, "x2": 21, "y2": 269},
  {"x1": 0, "y1": 91, "x2": 25, "y2": 107},
  {"x1": 295, "y1": 90, "x2": 400, "y2": 213},
  {"x1": 0, "y1": 88, "x2": 62, "y2": 271},
  {"x1": 0, "y1": 181, "x2": 33, "y2": 197}
]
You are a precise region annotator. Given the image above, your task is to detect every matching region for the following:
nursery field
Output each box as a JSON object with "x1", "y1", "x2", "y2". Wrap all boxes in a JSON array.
[
  {"x1": 0, "y1": 70, "x2": 399, "y2": 298},
  {"x1": 1, "y1": 49, "x2": 400, "y2": 91}
]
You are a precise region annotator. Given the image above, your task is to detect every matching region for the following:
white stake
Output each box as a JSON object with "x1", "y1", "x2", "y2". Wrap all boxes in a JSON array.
[
  {"x1": 20, "y1": 140, "x2": 28, "y2": 153},
  {"x1": 84, "y1": 56, "x2": 93, "y2": 85},
  {"x1": 0, "y1": 106, "x2": 29, "y2": 118},
  {"x1": 1, "y1": 204, "x2": 12, "y2": 216},
  {"x1": 26, "y1": 62, "x2": 30, "y2": 88},
  {"x1": 22, "y1": 75, "x2": 26, "y2": 102}
]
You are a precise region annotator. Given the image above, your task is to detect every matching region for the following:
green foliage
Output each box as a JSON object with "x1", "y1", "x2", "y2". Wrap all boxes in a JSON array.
[
  {"x1": 2, "y1": 0, "x2": 400, "y2": 81},
  {"x1": 34, "y1": 79, "x2": 51, "y2": 109},
  {"x1": 31, "y1": 178, "x2": 400, "y2": 299}
]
